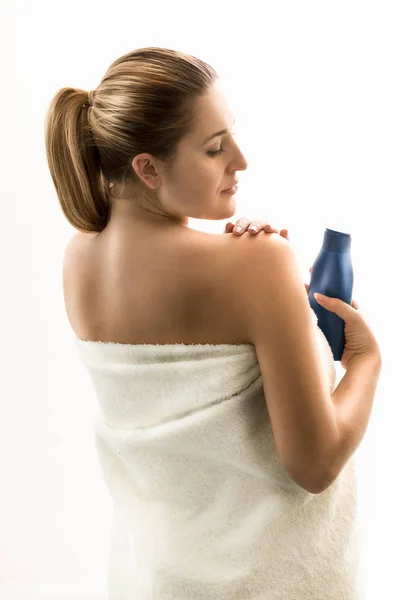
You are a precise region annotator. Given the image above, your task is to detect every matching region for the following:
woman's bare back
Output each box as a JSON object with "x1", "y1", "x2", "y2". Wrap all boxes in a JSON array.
[{"x1": 63, "y1": 222, "x2": 251, "y2": 346}]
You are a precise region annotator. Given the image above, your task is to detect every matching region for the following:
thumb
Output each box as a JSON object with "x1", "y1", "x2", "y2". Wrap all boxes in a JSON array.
[{"x1": 314, "y1": 293, "x2": 359, "y2": 317}]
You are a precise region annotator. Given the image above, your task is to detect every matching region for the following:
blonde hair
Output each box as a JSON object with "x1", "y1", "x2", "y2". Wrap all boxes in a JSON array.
[{"x1": 44, "y1": 47, "x2": 218, "y2": 233}]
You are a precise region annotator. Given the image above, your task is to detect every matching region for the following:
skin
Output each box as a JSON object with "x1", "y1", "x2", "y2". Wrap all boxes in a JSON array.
[
  {"x1": 105, "y1": 78, "x2": 247, "y2": 229},
  {"x1": 103, "y1": 79, "x2": 311, "y2": 290}
]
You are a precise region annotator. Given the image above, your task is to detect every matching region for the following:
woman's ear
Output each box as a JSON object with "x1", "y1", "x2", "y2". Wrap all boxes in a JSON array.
[{"x1": 131, "y1": 154, "x2": 163, "y2": 190}]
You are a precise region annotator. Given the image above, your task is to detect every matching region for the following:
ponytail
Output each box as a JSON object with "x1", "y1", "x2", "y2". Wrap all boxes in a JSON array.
[{"x1": 45, "y1": 88, "x2": 111, "y2": 233}]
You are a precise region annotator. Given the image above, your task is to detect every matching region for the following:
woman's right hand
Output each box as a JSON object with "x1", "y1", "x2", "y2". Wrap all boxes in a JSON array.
[{"x1": 313, "y1": 287, "x2": 381, "y2": 371}]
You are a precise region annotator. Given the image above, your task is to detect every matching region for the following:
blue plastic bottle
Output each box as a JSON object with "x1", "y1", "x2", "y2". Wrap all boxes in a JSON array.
[{"x1": 308, "y1": 228, "x2": 354, "y2": 361}]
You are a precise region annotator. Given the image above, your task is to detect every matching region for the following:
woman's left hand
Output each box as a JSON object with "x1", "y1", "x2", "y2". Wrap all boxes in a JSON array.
[{"x1": 224, "y1": 218, "x2": 289, "y2": 240}]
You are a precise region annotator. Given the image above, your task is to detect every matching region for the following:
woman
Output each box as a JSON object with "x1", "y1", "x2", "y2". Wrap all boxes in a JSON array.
[{"x1": 45, "y1": 47, "x2": 381, "y2": 599}]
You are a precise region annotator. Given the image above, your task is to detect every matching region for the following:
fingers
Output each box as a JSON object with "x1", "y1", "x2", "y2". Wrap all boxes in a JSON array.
[
  {"x1": 225, "y1": 219, "x2": 280, "y2": 235},
  {"x1": 246, "y1": 221, "x2": 278, "y2": 235},
  {"x1": 225, "y1": 219, "x2": 288, "y2": 238},
  {"x1": 305, "y1": 270, "x2": 357, "y2": 307},
  {"x1": 225, "y1": 218, "x2": 252, "y2": 234},
  {"x1": 234, "y1": 219, "x2": 255, "y2": 234},
  {"x1": 224, "y1": 222, "x2": 237, "y2": 233}
]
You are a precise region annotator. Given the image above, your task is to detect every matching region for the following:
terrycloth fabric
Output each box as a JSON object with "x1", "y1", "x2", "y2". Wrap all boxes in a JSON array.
[{"x1": 74, "y1": 307, "x2": 364, "y2": 599}]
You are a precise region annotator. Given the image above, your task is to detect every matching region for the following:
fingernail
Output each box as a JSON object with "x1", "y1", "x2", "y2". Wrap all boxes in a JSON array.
[
  {"x1": 234, "y1": 226, "x2": 243, "y2": 232},
  {"x1": 249, "y1": 225, "x2": 258, "y2": 231},
  {"x1": 314, "y1": 293, "x2": 326, "y2": 302}
]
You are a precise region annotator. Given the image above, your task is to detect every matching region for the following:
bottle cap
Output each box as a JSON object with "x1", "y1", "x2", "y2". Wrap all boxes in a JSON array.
[{"x1": 323, "y1": 228, "x2": 351, "y2": 252}]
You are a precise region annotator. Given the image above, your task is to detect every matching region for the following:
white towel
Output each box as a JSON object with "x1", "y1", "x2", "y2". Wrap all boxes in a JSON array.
[{"x1": 74, "y1": 308, "x2": 364, "y2": 599}]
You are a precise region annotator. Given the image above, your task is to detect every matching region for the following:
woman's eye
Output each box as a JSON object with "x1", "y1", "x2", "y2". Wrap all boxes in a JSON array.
[
  {"x1": 207, "y1": 147, "x2": 225, "y2": 157},
  {"x1": 206, "y1": 132, "x2": 236, "y2": 157}
]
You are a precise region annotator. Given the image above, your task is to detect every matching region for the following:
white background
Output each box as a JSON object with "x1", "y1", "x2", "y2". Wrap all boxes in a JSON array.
[{"x1": 0, "y1": 0, "x2": 408, "y2": 598}]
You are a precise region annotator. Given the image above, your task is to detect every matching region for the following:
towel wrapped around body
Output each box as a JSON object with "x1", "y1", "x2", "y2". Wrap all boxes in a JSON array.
[{"x1": 74, "y1": 308, "x2": 364, "y2": 599}]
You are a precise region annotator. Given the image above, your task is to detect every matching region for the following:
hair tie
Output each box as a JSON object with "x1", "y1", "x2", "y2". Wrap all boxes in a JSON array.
[{"x1": 82, "y1": 90, "x2": 95, "y2": 110}]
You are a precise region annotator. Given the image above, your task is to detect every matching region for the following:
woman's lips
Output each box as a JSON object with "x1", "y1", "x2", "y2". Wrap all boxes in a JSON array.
[{"x1": 221, "y1": 184, "x2": 238, "y2": 194}]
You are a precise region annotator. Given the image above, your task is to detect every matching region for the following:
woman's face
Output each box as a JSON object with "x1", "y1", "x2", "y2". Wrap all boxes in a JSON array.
[{"x1": 131, "y1": 80, "x2": 248, "y2": 225}]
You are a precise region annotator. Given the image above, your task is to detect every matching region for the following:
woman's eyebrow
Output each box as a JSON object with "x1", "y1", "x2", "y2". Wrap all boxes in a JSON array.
[{"x1": 202, "y1": 118, "x2": 236, "y2": 145}]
